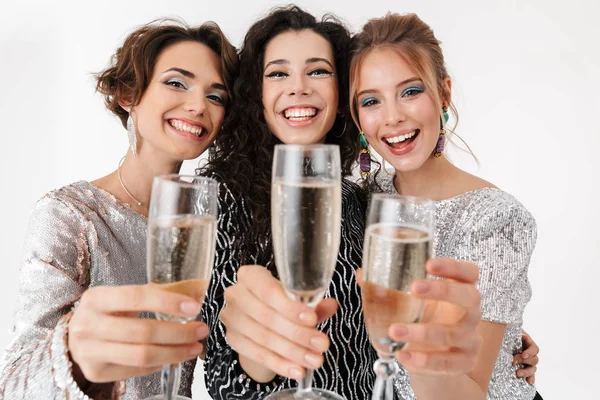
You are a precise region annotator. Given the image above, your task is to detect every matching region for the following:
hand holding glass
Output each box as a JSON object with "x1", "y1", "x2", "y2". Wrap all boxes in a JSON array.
[
  {"x1": 267, "y1": 144, "x2": 344, "y2": 400},
  {"x1": 361, "y1": 194, "x2": 435, "y2": 400},
  {"x1": 144, "y1": 175, "x2": 218, "y2": 400}
]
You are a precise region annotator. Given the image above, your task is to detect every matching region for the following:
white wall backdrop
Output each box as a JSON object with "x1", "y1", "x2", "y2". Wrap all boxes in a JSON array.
[{"x1": 1, "y1": 0, "x2": 598, "y2": 398}]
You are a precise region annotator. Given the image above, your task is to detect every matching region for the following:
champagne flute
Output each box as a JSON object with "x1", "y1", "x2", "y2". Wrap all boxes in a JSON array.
[
  {"x1": 144, "y1": 175, "x2": 218, "y2": 400},
  {"x1": 361, "y1": 194, "x2": 435, "y2": 400},
  {"x1": 267, "y1": 144, "x2": 345, "y2": 400}
]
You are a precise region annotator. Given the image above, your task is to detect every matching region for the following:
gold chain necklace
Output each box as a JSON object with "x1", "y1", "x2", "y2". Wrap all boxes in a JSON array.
[{"x1": 117, "y1": 156, "x2": 142, "y2": 206}]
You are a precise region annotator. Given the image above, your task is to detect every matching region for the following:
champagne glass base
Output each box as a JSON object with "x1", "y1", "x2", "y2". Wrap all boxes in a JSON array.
[
  {"x1": 144, "y1": 396, "x2": 191, "y2": 400},
  {"x1": 266, "y1": 388, "x2": 345, "y2": 400}
]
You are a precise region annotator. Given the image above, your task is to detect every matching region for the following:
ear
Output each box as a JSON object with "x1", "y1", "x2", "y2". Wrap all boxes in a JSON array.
[
  {"x1": 118, "y1": 95, "x2": 134, "y2": 113},
  {"x1": 441, "y1": 77, "x2": 452, "y2": 105}
]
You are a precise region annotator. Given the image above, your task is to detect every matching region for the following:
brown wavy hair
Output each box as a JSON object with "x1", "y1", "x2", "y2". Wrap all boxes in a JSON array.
[
  {"x1": 95, "y1": 18, "x2": 239, "y2": 127},
  {"x1": 349, "y1": 13, "x2": 475, "y2": 190},
  {"x1": 202, "y1": 5, "x2": 360, "y2": 266}
]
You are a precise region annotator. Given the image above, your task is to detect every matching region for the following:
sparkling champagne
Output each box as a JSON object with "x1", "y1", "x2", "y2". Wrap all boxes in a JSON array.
[
  {"x1": 362, "y1": 224, "x2": 431, "y2": 356},
  {"x1": 148, "y1": 214, "x2": 216, "y2": 322},
  {"x1": 271, "y1": 179, "x2": 341, "y2": 307}
]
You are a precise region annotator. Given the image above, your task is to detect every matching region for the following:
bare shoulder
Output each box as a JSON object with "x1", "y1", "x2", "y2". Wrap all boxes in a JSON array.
[
  {"x1": 468, "y1": 175, "x2": 496, "y2": 190},
  {"x1": 91, "y1": 172, "x2": 119, "y2": 195},
  {"x1": 446, "y1": 168, "x2": 497, "y2": 198}
]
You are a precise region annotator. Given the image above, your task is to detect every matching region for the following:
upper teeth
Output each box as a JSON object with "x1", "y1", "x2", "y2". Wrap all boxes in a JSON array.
[
  {"x1": 284, "y1": 108, "x2": 317, "y2": 119},
  {"x1": 385, "y1": 130, "x2": 417, "y2": 144},
  {"x1": 170, "y1": 120, "x2": 204, "y2": 136}
]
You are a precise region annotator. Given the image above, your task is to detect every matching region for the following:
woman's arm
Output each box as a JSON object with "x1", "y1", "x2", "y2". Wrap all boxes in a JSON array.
[
  {"x1": 0, "y1": 195, "x2": 110, "y2": 398},
  {"x1": 406, "y1": 200, "x2": 537, "y2": 399}
]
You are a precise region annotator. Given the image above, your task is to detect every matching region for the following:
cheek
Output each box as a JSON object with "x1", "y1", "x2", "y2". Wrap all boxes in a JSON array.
[
  {"x1": 262, "y1": 82, "x2": 275, "y2": 111},
  {"x1": 358, "y1": 109, "x2": 380, "y2": 136},
  {"x1": 211, "y1": 107, "x2": 226, "y2": 129},
  {"x1": 325, "y1": 81, "x2": 339, "y2": 107}
]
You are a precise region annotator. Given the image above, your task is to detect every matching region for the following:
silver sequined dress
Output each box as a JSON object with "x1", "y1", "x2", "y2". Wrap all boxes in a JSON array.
[
  {"x1": 0, "y1": 181, "x2": 196, "y2": 399},
  {"x1": 377, "y1": 175, "x2": 538, "y2": 400}
]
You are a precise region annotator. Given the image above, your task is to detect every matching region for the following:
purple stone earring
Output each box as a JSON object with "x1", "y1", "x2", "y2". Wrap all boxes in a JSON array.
[
  {"x1": 434, "y1": 106, "x2": 450, "y2": 158},
  {"x1": 359, "y1": 132, "x2": 371, "y2": 177}
]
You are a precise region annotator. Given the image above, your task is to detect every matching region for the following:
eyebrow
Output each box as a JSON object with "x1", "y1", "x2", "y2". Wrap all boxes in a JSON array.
[
  {"x1": 164, "y1": 67, "x2": 227, "y2": 93},
  {"x1": 164, "y1": 67, "x2": 195, "y2": 78},
  {"x1": 356, "y1": 77, "x2": 422, "y2": 98},
  {"x1": 264, "y1": 57, "x2": 334, "y2": 70}
]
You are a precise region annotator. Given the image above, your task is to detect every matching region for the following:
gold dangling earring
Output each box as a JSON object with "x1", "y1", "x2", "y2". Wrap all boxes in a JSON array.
[
  {"x1": 434, "y1": 105, "x2": 449, "y2": 158},
  {"x1": 359, "y1": 132, "x2": 371, "y2": 177}
]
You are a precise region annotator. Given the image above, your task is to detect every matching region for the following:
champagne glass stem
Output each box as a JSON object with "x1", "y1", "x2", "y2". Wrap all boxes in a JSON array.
[
  {"x1": 160, "y1": 363, "x2": 181, "y2": 400},
  {"x1": 296, "y1": 368, "x2": 315, "y2": 394},
  {"x1": 371, "y1": 359, "x2": 398, "y2": 400}
]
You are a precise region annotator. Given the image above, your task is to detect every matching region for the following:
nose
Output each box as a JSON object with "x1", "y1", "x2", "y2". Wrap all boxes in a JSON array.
[
  {"x1": 383, "y1": 100, "x2": 405, "y2": 127},
  {"x1": 286, "y1": 74, "x2": 313, "y2": 97},
  {"x1": 184, "y1": 92, "x2": 207, "y2": 116}
]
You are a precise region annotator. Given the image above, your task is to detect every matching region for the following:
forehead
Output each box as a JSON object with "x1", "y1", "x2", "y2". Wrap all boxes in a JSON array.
[
  {"x1": 358, "y1": 48, "x2": 416, "y2": 88},
  {"x1": 264, "y1": 30, "x2": 334, "y2": 66},
  {"x1": 153, "y1": 40, "x2": 223, "y2": 82}
]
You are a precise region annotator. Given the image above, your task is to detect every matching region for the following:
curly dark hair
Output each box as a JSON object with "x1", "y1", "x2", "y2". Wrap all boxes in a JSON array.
[
  {"x1": 201, "y1": 4, "x2": 360, "y2": 266},
  {"x1": 95, "y1": 18, "x2": 239, "y2": 127}
]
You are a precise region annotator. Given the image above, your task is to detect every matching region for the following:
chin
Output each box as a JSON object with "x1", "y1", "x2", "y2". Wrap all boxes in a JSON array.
[
  {"x1": 173, "y1": 147, "x2": 206, "y2": 161},
  {"x1": 385, "y1": 155, "x2": 428, "y2": 174},
  {"x1": 276, "y1": 133, "x2": 325, "y2": 146}
]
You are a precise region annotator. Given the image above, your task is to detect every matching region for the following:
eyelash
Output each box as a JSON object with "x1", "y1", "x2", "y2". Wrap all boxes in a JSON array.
[
  {"x1": 265, "y1": 71, "x2": 288, "y2": 79},
  {"x1": 360, "y1": 97, "x2": 379, "y2": 107},
  {"x1": 360, "y1": 85, "x2": 425, "y2": 107},
  {"x1": 164, "y1": 79, "x2": 187, "y2": 90},
  {"x1": 164, "y1": 79, "x2": 226, "y2": 105},
  {"x1": 264, "y1": 68, "x2": 334, "y2": 79},
  {"x1": 207, "y1": 94, "x2": 225, "y2": 105},
  {"x1": 401, "y1": 85, "x2": 425, "y2": 97},
  {"x1": 309, "y1": 68, "x2": 333, "y2": 77}
]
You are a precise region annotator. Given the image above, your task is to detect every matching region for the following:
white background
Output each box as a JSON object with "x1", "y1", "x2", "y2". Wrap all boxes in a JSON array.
[{"x1": 1, "y1": 0, "x2": 598, "y2": 398}]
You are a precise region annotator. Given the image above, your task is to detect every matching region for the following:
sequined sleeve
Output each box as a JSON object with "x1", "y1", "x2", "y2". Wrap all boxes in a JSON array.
[
  {"x1": 0, "y1": 194, "x2": 113, "y2": 399},
  {"x1": 451, "y1": 195, "x2": 537, "y2": 324}
]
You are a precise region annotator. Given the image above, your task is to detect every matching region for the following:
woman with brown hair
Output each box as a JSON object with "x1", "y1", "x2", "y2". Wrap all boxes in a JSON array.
[
  {"x1": 0, "y1": 19, "x2": 238, "y2": 399},
  {"x1": 350, "y1": 12, "x2": 539, "y2": 399}
]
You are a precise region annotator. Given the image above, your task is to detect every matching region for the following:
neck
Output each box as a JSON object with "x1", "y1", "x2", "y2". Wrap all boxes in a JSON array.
[
  {"x1": 393, "y1": 155, "x2": 460, "y2": 201},
  {"x1": 118, "y1": 149, "x2": 182, "y2": 210}
]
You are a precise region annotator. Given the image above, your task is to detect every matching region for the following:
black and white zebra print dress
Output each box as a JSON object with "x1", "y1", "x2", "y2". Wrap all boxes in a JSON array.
[{"x1": 200, "y1": 177, "x2": 378, "y2": 399}]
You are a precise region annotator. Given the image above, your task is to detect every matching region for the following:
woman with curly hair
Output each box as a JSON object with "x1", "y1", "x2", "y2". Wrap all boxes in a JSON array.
[{"x1": 199, "y1": 5, "x2": 482, "y2": 400}]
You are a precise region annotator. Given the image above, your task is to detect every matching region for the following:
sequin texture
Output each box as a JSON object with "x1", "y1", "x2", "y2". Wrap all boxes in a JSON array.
[
  {"x1": 201, "y1": 175, "x2": 378, "y2": 399},
  {"x1": 0, "y1": 181, "x2": 196, "y2": 399},
  {"x1": 376, "y1": 174, "x2": 538, "y2": 400}
]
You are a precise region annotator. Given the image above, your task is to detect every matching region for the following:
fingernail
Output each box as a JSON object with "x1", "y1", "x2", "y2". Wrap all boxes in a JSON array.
[
  {"x1": 517, "y1": 372, "x2": 524, "y2": 378},
  {"x1": 290, "y1": 367, "x2": 303, "y2": 379},
  {"x1": 305, "y1": 353, "x2": 322, "y2": 368},
  {"x1": 391, "y1": 325, "x2": 408, "y2": 337},
  {"x1": 523, "y1": 353, "x2": 529, "y2": 359},
  {"x1": 310, "y1": 337, "x2": 328, "y2": 352},
  {"x1": 299, "y1": 312, "x2": 316, "y2": 325},
  {"x1": 414, "y1": 281, "x2": 430, "y2": 294},
  {"x1": 190, "y1": 342, "x2": 204, "y2": 356},
  {"x1": 181, "y1": 301, "x2": 201, "y2": 316},
  {"x1": 396, "y1": 351, "x2": 411, "y2": 363},
  {"x1": 196, "y1": 325, "x2": 209, "y2": 340}
]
